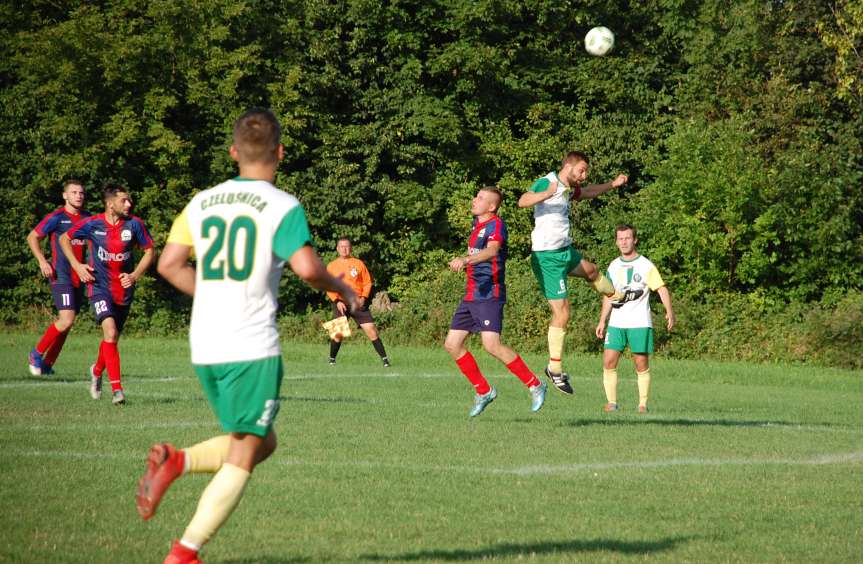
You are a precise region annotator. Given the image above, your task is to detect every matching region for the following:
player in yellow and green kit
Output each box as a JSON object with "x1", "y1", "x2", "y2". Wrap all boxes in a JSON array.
[
  {"x1": 135, "y1": 108, "x2": 359, "y2": 564},
  {"x1": 595, "y1": 224, "x2": 675, "y2": 413},
  {"x1": 518, "y1": 151, "x2": 638, "y2": 396}
]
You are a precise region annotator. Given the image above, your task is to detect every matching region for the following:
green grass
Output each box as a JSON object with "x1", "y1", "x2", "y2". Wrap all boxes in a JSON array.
[{"x1": 1, "y1": 331, "x2": 862, "y2": 563}]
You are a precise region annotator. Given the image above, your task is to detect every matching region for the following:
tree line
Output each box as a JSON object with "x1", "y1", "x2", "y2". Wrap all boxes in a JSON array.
[{"x1": 2, "y1": 0, "x2": 861, "y2": 364}]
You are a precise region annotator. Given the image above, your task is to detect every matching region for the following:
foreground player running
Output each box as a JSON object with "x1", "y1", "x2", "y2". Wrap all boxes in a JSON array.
[
  {"x1": 61, "y1": 185, "x2": 154, "y2": 404},
  {"x1": 518, "y1": 151, "x2": 638, "y2": 395},
  {"x1": 444, "y1": 187, "x2": 547, "y2": 417},
  {"x1": 136, "y1": 108, "x2": 359, "y2": 564},
  {"x1": 27, "y1": 179, "x2": 90, "y2": 375}
]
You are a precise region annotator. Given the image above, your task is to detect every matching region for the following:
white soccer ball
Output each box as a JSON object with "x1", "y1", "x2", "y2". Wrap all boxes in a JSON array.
[{"x1": 585, "y1": 26, "x2": 615, "y2": 57}]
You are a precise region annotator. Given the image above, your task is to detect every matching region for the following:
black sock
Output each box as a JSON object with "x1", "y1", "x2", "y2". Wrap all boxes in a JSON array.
[
  {"x1": 329, "y1": 340, "x2": 341, "y2": 360},
  {"x1": 371, "y1": 338, "x2": 387, "y2": 359}
]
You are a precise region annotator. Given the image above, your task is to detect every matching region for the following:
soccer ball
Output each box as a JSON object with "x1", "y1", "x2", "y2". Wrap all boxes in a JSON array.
[{"x1": 585, "y1": 26, "x2": 615, "y2": 57}]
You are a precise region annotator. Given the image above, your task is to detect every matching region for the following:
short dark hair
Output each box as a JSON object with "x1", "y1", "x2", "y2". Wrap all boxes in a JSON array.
[
  {"x1": 480, "y1": 186, "x2": 503, "y2": 210},
  {"x1": 337, "y1": 238, "x2": 352, "y2": 246},
  {"x1": 102, "y1": 184, "x2": 127, "y2": 202},
  {"x1": 63, "y1": 179, "x2": 84, "y2": 191},
  {"x1": 232, "y1": 108, "x2": 281, "y2": 164},
  {"x1": 616, "y1": 223, "x2": 637, "y2": 238},
  {"x1": 562, "y1": 151, "x2": 590, "y2": 167}
]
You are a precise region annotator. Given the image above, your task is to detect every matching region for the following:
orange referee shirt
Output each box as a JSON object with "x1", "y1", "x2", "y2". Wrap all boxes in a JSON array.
[{"x1": 326, "y1": 257, "x2": 372, "y2": 302}]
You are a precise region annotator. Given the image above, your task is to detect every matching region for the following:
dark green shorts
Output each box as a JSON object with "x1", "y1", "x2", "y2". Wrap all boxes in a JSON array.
[
  {"x1": 604, "y1": 326, "x2": 654, "y2": 354},
  {"x1": 194, "y1": 356, "x2": 283, "y2": 437},
  {"x1": 530, "y1": 246, "x2": 584, "y2": 299}
]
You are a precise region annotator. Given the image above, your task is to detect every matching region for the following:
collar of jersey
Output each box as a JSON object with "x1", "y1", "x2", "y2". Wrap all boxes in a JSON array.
[
  {"x1": 619, "y1": 254, "x2": 641, "y2": 263},
  {"x1": 232, "y1": 176, "x2": 259, "y2": 182}
]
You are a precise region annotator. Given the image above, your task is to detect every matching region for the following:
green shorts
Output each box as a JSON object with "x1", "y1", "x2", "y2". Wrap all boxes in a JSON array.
[
  {"x1": 194, "y1": 356, "x2": 283, "y2": 437},
  {"x1": 530, "y1": 246, "x2": 584, "y2": 299},
  {"x1": 604, "y1": 326, "x2": 654, "y2": 354}
]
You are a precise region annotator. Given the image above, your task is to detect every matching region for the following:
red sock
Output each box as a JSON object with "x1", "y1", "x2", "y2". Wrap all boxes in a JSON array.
[
  {"x1": 506, "y1": 355, "x2": 540, "y2": 388},
  {"x1": 93, "y1": 346, "x2": 105, "y2": 376},
  {"x1": 100, "y1": 341, "x2": 122, "y2": 392},
  {"x1": 36, "y1": 323, "x2": 62, "y2": 355},
  {"x1": 43, "y1": 329, "x2": 69, "y2": 366},
  {"x1": 455, "y1": 351, "x2": 490, "y2": 395}
]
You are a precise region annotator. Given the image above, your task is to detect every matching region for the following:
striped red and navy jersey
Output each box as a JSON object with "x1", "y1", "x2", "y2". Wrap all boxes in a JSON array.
[
  {"x1": 464, "y1": 214, "x2": 507, "y2": 301},
  {"x1": 67, "y1": 214, "x2": 154, "y2": 305},
  {"x1": 33, "y1": 208, "x2": 91, "y2": 287}
]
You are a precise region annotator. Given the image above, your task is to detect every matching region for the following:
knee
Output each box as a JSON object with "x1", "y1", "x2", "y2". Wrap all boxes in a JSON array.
[
  {"x1": 258, "y1": 434, "x2": 277, "y2": 464},
  {"x1": 55, "y1": 318, "x2": 74, "y2": 332}
]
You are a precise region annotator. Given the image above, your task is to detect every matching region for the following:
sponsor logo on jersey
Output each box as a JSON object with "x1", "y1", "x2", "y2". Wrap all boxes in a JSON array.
[
  {"x1": 70, "y1": 239, "x2": 86, "y2": 246},
  {"x1": 121, "y1": 229, "x2": 132, "y2": 241},
  {"x1": 94, "y1": 230, "x2": 106, "y2": 236},
  {"x1": 97, "y1": 246, "x2": 130, "y2": 263},
  {"x1": 633, "y1": 273, "x2": 642, "y2": 283},
  {"x1": 350, "y1": 267, "x2": 358, "y2": 278},
  {"x1": 478, "y1": 228, "x2": 486, "y2": 237}
]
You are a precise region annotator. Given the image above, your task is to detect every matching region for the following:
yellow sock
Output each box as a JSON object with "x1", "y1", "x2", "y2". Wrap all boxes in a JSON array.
[
  {"x1": 603, "y1": 368, "x2": 618, "y2": 404},
  {"x1": 185, "y1": 435, "x2": 231, "y2": 474},
  {"x1": 591, "y1": 274, "x2": 615, "y2": 296},
  {"x1": 637, "y1": 369, "x2": 651, "y2": 407},
  {"x1": 547, "y1": 326, "x2": 566, "y2": 373},
  {"x1": 181, "y1": 463, "x2": 251, "y2": 549}
]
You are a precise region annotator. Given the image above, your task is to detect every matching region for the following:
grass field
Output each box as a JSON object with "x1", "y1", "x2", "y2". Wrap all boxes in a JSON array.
[{"x1": 1, "y1": 331, "x2": 862, "y2": 563}]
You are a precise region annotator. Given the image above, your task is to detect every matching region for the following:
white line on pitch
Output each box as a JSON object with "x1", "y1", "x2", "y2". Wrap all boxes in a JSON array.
[
  {"x1": 5, "y1": 450, "x2": 862, "y2": 474},
  {"x1": 0, "y1": 377, "x2": 179, "y2": 389}
]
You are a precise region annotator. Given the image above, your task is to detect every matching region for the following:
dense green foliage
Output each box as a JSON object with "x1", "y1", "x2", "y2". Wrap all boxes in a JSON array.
[
  {"x1": 2, "y1": 1, "x2": 861, "y2": 363},
  {"x1": 2, "y1": 334, "x2": 862, "y2": 562}
]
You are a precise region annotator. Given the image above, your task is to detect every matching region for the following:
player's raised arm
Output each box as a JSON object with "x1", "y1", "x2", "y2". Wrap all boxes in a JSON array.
[
  {"x1": 579, "y1": 174, "x2": 628, "y2": 199},
  {"x1": 518, "y1": 179, "x2": 559, "y2": 208}
]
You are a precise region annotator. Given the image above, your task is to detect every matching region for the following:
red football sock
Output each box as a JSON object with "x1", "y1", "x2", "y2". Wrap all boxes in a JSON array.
[
  {"x1": 43, "y1": 329, "x2": 69, "y2": 366},
  {"x1": 36, "y1": 323, "x2": 62, "y2": 355},
  {"x1": 100, "y1": 341, "x2": 122, "y2": 392},
  {"x1": 455, "y1": 351, "x2": 490, "y2": 395},
  {"x1": 506, "y1": 355, "x2": 540, "y2": 388},
  {"x1": 93, "y1": 346, "x2": 105, "y2": 376}
]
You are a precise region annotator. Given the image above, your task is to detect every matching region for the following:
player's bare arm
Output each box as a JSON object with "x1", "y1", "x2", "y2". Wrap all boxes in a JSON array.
[
  {"x1": 157, "y1": 243, "x2": 195, "y2": 296},
  {"x1": 290, "y1": 245, "x2": 361, "y2": 311},
  {"x1": 59, "y1": 233, "x2": 94, "y2": 283},
  {"x1": 595, "y1": 296, "x2": 613, "y2": 339},
  {"x1": 657, "y1": 286, "x2": 675, "y2": 331},
  {"x1": 120, "y1": 247, "x2": 155, "y2": 289},
  {"x1": 449, "y1": 241, "x2": 501, "y2": 273},
  {"x1": 26, "y1": 229, "x2": 53, "y2": 278},
  {"x1": 578, "y1": 174, "x2": 628, "y2": 199},
  {"x1": 517, "y1": 180, "x2": 559, "y2": 208}
]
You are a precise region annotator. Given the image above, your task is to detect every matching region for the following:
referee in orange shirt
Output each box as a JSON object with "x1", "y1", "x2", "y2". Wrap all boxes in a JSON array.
[{"x1": 326, "y1": 238, "x2": 391, "y2": 367}]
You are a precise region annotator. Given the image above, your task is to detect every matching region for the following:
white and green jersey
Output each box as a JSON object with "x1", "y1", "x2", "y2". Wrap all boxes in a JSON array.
[
  {"x1": 606, "y1": 254, "x2": 665, "y2": 329},
  {"x1": 529, "y1": 172, "x2": 578, "y2": 251},
  {"x1": 167, "y1": 177, "x2": 312, "y2": 364}
]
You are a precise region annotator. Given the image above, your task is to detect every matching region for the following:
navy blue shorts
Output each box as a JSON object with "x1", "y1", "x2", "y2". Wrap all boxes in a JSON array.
[
  {"x1": 51, "y1": 283, "x2": 85, "y2": 313},
  {"x1": 90, "y1": 292, "x2": 131, "y2": 332},
  {"x1": 449, "y1": 299, "x2": 504, "y2": 334}
]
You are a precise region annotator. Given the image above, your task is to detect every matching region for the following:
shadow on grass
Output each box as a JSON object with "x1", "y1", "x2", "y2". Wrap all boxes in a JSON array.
[
  {"x1": 564, "y1": 417, "x2": 828, "y2": 429},
  {"x1": 360, "y1": 535, "x2": 693, "y2": 561}
]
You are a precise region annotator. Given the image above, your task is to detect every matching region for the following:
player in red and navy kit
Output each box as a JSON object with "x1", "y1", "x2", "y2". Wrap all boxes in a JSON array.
[
  {"x1": 443, "y1": 187, "x2": 547, "y2": 416},
  {"x1": 26, "y1": 180, "x2": 91, "y2": 376},
  {"x1": 61, "y1": 185, "x2": 155, "y2": 405}
]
